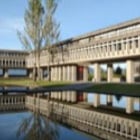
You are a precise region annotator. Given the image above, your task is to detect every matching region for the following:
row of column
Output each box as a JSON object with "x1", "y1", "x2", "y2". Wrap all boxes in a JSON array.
[
  {"x1": 51, "y1": 65, "x2": 77, "y2": 81},
  {"x1": 51, "y1": 65, "x2": 88, "y2": 82},
  {"x1": 50, "y1": 91, "x2": 77, "y2": 103},
  {"x1": 93, "y1": 60, "x2": 134, "y2": 114}
]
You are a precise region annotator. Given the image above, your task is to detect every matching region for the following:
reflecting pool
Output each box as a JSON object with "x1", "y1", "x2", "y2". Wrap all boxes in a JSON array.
[{"x1": 0, "y1": 112, "x2": 99, "y2": 140}]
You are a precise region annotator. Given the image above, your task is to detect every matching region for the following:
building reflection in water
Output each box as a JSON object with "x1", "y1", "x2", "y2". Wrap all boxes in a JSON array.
[{"x1": 17, "y1": 94, "x2": 59, "y2": 140}]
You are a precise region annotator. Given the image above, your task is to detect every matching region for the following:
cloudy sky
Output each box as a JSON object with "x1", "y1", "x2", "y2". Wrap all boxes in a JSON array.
[{"x1": 0, "y1": 0, "x2": 140, "y2": 50}]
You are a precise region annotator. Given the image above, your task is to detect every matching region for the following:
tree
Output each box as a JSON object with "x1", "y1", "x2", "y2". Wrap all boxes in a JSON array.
[
  {"x1": 18, "y1": 0, "x2": 60, "y2": 81},
  {"x1": 115, "y1": 66, "x2": 122, "y2": 75}
]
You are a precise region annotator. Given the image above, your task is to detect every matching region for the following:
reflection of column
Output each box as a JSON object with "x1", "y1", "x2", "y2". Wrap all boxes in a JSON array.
[
  {"x1": 71, "y1": 91, "x2": 76, "y2": 103},
  {"x1": 93, "y1": 63, "x2": 100, "y2": 107},
  {"x1": 66, "y1": 91, "x2": 71, "y2": 102},
  {"x1": 126, "y1": 97, "x2": 134, "y2": 114},
  {"x1": 126, "y1": 60, "x2": 134, "y2": 114},
  {"x1": 62, "y1": 91, "x2": 66, "y2": 101},
  {"x1": 83, "y1": 66, "x2": 88, "y2": 81},
  {"x1": 94, "y1": 94, "x2": 100, "y2": 107},
  {"x1": 106, "y1": 95, "x2": 113, "y2": 106},
  {"x1": 107, "y1": 64, "x2": 113, "y2": 106},
  {"x1": 58, "y1": 92, "x2": 62, "y2": 100},
  {"x1": 83, "y1": 93, "x2": 88, "y2": 102}
]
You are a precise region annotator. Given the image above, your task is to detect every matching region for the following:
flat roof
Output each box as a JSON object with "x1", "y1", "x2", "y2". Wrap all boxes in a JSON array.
[
  {"x1": 56, "y1": 17, "x2": 140, "y2": 45},
  {"x1": 0, "y1": 49, "x2": 28, "y2": 54}
]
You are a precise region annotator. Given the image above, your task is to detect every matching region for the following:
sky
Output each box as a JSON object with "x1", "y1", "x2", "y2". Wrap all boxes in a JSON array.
[{"x1": 0, "y1": 0, "x2": 140, "y2": 50}]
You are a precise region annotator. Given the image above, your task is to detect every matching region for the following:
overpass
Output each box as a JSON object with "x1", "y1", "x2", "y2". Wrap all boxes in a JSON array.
[{"x1": 26, "y1": 18, "x2": 140, "y2": 83}]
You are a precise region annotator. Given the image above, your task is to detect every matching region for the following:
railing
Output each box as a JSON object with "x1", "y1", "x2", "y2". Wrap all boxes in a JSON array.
[
  {"x1": 0, "y1": 95, "x2": 25, "y2": 111},
  {"x1": 25, "y1": 95, "x2": 140, "y2": 140}
]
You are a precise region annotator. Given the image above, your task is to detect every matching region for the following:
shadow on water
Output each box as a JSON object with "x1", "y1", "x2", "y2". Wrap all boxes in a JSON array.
[{"x1": 17, "y1": 105, "x2": 59, "y2": 140}]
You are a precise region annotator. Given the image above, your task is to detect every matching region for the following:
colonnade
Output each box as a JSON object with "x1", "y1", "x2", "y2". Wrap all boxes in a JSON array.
[
  {"x1": 50, "y1": 91, "x2": 77, "y2": 103},
  {"x1": 93, "y1": 60, "x2": 134, "y2": 114}
]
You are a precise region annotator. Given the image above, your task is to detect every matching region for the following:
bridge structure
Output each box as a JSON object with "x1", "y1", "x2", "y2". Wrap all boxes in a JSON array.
[{"x1": 26, "y1": 18, "x2": 140, "y2": 114}]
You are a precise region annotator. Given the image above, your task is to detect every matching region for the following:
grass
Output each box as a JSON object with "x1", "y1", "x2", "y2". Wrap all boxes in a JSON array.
[
  {"x1": 0, "y1": 78, "x2": 70, "y2": 88},
  {"x1": 85, "y1": 83, "x2": 140, "y2": 96}
]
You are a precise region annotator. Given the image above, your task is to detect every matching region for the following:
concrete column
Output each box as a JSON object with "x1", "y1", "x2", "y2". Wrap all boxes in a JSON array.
[
  {"x1": 67, "y1": 66, "x2": 71, "y2": 81},
  {"x1": 93, "y1": 63, "x2": 100, "y2": 107},
  {"x1": 71, "y1": 65, "x2": 77, "y2": 82},
  {"x1": 94, "y1": 63, "x2": 101, "y2": 82},
  {"x1": 126, "y1": 60, "x2": 134, "y2": 83},
  {"x1": 94, "y1": 94, "x2": 100, "y2": 107},
  {"x1": 51, "y1": 67, "x2": 54, "y2": 81},
  {"x1": 126, "y1": 60, "x2": 134, "y2": 114},
  {"x1": 40, "y1": 68, "x2": 43, "y2": 80},
  {"x1": 83, "y1": 66, "x2": 88, "y2": 81},
  {"x1": 62, "y1": 66, "x2": 66, "y2": 81},
  {"x1": 107, "y1": 64, "x2": 113, "y2": 106},
  {"x1": 83, "y1": 93, "x2": 88, "y2": 102},
  {"x1": 58, "y1": 67, "x2": 61, "y2": 81},
  {"x1": 27, "y1": 69, "x2": 33, "y2": 79},
  {"x1": 107, "y1": 64, "x2": 113, "y2": 82},
  {"x1": 3, "y1": 68, "x2": 8, "y2": 78}
]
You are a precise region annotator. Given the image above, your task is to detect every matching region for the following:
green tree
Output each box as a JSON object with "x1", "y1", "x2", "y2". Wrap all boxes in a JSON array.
[
  {"x1": 115, "y1": 66, "x2": 122, "y2": 75},
  {"x1": 18, "y1": 0, "x2": 60, "y2": 81}
]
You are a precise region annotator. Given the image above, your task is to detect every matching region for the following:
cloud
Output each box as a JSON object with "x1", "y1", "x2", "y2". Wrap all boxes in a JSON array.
[{"x1": 0, "y1": 17, "x2": 24, "y2": 34}]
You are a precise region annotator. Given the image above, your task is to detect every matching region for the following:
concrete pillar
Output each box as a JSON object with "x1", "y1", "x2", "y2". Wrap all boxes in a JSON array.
[
  {"x1": 94, "y1": 94, "x2": 100, "y2": 107},
  {"x1": 67, "y1": 66, "x2": 71, "y2": 81},
  {"x1": 71, "y1": 65, "x2": 77, "y2": 82},
  {"x1": 83, "y1": 93, "x2": 88, "y2": 102},
  {"x1": 27, "y1": 69, "x2": 33, "y2": 79},
  {"x1": 93, "y1": 63, "x2": 100, "y2": 107},
  {"x1": 126, "y1": 60, "x2": 134, "y2": 83},
  {"x1": 51, "y1": 67, "x2": 54, "y2": 81},
  {"x1": 3, "y1": 68, "x2": 8, "y2": 78},
  {"x1": 83, "y1": 66, "x2": 88, "y2": 81},
  {"x1": 94, "y1": 63, "x2": 101, "y2": 82},
  {"x1": 126, "y1": 60, "x2": 134, "y2": 114},
  {"x1": 107, "y1": 64, "x2": 113, "y2": 82},
  {"x1": 58, "y1": 67, "x2": 61, "y2": 81},
  {"x1": 62, "y1": 66, "x2": 66, "y2": 81},
  {"x1": 40, "y1": 68, "x2": 43, "y2": 80},
  {"x1": 107, "y1": 64, "x2": 113, "y2": 106}
]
